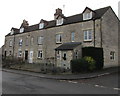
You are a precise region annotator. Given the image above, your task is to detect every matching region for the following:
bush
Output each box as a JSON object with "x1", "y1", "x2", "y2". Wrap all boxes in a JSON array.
[
  {"x1": 84, "y1": 56, "x2": 96, "y2": 71},
  {"x1": 82, "y1": 47, "x2": 103, "y2": 69},
  {"x1": 2, "y1": 57, "x2": 25, "y2": 68},
  {"x1": 71, "y1": 56, "x2": 96, "y2": 73}
]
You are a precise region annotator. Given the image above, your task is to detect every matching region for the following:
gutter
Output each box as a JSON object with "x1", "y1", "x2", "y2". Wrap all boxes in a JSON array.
[
  {"x1": 93, "y1": 20, "x2": 95, "y2": 47},
  {"x1": 100, "y1": 18, "x2": 103, "y2": 48},
  {"x1": 13, "y1": 34, "x2": 15, "y2": 58}
]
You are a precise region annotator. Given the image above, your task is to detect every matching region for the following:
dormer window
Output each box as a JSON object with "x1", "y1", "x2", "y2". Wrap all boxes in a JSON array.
[
  {"x1": 39, "y1": 23, "x2": 44, "y2": 29},
  {"x1": 83, "y1": 12, "x2": 92, "y2": 20},
  {"x1": 56, "y1": 18, "x2": 63, "y2": 26},
  {"x1": 20, "y1": 28, "x2": 24, "y2": 33},
  {"x1": 10, "y1": 30, "x2": 14, "y2": 35}
]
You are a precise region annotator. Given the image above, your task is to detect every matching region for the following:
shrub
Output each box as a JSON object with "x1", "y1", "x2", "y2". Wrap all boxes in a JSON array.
[
  {"x1": 71, "y1": 56, "x2": 96, "y2": 73},
  {"x1": 82, "y1": 47, "x2": 103, "y2": 69},
  {"x1": 2, "y1": 56, "x2": 25, "y2": 68},
  {"x1": 84, "y1": 56, "x2": 96, "y2": 71}
]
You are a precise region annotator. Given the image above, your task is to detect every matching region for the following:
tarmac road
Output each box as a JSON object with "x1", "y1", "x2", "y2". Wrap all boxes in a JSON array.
[{"x1": 2, "y1": 70, "x2": 119, "y2": 94}]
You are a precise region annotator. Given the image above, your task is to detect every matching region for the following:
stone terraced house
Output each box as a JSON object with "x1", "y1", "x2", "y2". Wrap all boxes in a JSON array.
[{"x1": 3, "y1": 6, "x2": 120, "y2": 69}]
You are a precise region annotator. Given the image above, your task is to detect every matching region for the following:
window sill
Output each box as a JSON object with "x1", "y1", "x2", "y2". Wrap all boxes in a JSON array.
[
  {"x1": 83, "y1": 18, "x2": 92, "y2": 21},
  {"x1": 37, "y1": 57, "x2": 43, "y2": 60},
  {"x1": 83, "y1": 40, "x2": 92, "y2": 42},
  {"x1": 38, "y1": 44, "x2": 43, "y2": 45},
  {"x1": 56, "y1": 42, "x2": 62, "y2": 44}
]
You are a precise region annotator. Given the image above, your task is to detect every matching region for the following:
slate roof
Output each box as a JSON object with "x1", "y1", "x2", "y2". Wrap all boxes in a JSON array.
[
  {"x1": 6, "y1": 6, "x2": 111, "y2": 37},
  {"x1": 55, "y1": 42, "x2": 82, "y2": 50}
]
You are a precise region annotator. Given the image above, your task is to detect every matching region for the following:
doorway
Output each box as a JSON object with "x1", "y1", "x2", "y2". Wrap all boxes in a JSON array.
[
  {"x1": 4, "y1": 51, "x2": 7, "y2": 58},
  {"x1": 25, "y1": 51, "x2": 28, "y2": 61},
  {"x1": 29, "y1": 51, "x2": 33, "y2": 63}
]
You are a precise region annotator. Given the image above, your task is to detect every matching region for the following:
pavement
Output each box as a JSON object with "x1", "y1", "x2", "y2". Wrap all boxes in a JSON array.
[{"x1": 2, "y1": 66, "x2": 120, "y2": 80}]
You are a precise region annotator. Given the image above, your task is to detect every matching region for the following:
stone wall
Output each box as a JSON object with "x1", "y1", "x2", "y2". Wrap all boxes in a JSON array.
[{"x1": 101, "y1": 8, "x2": 119, "y2": 67}]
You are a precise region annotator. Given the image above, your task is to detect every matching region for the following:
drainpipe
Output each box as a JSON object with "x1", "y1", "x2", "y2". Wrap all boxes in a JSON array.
[
  {"x1": 13, "y1": 34, "x2": 15, "y2": 59},
  {"x1": 93, "y1": 20, "x2": 95, "y2": 47},
  {"x1": 100, "y1": 18, "x2": 103, "y2": 48}
]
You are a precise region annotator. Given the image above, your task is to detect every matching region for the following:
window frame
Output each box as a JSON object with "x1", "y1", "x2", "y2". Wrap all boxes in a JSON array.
[
  {"x1": 10, "y1": 30, "x2": 14, "y2": 35},
  {"x1": 30, "y1": 37, "x2": 34, "y2": 45},
  {"x1": 38, "y1": 36, "x2": 44, "y2": 45},
  {"x1": 18, "y1": 51, "x2": 22, "y2": 57},
  {"x1": 75, "y1": 51, "x2": 78, "y2": 59},
  {"x1": 9, "y1": 51, "x2": 12, "y2": 56},
  {"x1": 19, "y1": 39, "x2": 23, "y2": 46},
  {"x1": 19, "y1": 28, "x2": 24, "y2": 33},
  {"x1": 38, "y1": 50, "x2": 43, "y2": 59},
  {"x1": 83, "y1": 12, "x2": 92, "y2": 20},
  {"x1": 56, "y1": 18, "x2": 63, "y2": 26},
  {"x1": 39, "y1": 23, "x2": 44, "y2": 29},
  {"x1": 84, "y1": 29, "x2": 92, "y2": 41},
  {"x1": 71, "y1": 32, "x2": 75, "y2": 42},
  {"x1": 56, "y1": 34, "x2": 62, "y2": 44},
  {"x1": 110, "y1": 51, "x2": 115, "y2": 60},
  {"x1": 9, "y1": 40, "x2": 13, "y2": 47}
]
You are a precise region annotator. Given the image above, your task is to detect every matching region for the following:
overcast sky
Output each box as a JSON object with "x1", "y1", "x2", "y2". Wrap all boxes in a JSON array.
[{"x1": 0, "y1": 0, "x2": 119, "y2": 47}]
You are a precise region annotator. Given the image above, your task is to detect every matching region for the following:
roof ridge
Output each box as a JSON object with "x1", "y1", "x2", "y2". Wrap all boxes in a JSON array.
[
  {"x1": 94, "y1": 6, "x2": 111, "y2": 11},
  {"x1": 19, "y1": 6, "x2": 111, "y2": 28},
  {"x1": 6, "y1": 6, "x2": 114, "y2": 37}
]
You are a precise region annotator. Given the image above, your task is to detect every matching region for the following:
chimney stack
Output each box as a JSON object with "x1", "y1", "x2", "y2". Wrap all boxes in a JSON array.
[
  {"x1": 20, "y1": 19, "x2": 29, "y2": 28},
  {"x1": 54, "y1": 8, "x2": 63, "y2": 20}
]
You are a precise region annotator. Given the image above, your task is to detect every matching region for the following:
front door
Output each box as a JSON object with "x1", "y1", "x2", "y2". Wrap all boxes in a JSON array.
[
  {"x1": 25, "y1": 51, "x2": 28, "y2": 61},
  {"x1": 4, "y1": 51, "x2": 7, "y2": 58},
  {"x1": 29, "y1": 51, "x2": 33, "y2": 63},
  {"x1": 62, "y1": 52, "x2": 68, "y2": 68}
]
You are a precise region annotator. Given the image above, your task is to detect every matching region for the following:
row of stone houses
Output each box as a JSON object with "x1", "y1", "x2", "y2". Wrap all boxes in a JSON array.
[{"x1": 3, "y1": 6, "x2": 120, "y2": 69}]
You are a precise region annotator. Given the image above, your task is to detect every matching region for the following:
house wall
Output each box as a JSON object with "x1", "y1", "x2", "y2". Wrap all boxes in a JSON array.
[
  {"x1": 56, "y1": 50, "x2": 73, "y2": 69},
  {"x1": 13, "y1": 30, "x2": 46, "y2": 63},
  {"x1": 101, "y1": 8, "x2": 119, "y2": 68},
  {"x1": 45, "y1": 20, "x2": 94, "y2": 60},
  {"x1": 73, "y1": 45, "x2": 82, "y2": 59},
  {"x1": 4, "y1": 35, "x2": 14, "y2": 57},
  {"x1": 118, "y1": 21, "x2": 120, "y2": 67}
]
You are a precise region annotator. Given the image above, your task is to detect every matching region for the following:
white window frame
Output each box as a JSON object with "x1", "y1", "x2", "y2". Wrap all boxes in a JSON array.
[
  {"x1": 9, "y1": 50, "x2": 12, "y2": 56},
  {"x1": 18, "y1": 51, "x2": 22, "y2": 57},
  {"x1": 19, "y1": 39, "x2": 23, "y2": 46},
  {"x1": 38, "y1": 36, "x2": 44, "y2": 45},
  {"x1": 71, "y1": 32, "x2": 75, "y2": 42},
  {"x1": 20, "y1": 28, "x2": 24, "y2": 33},
  {"x1": 110, "y1": 51, "x2": 115, "y2": 60},
  {"x1": 9, "y1": 40, "x2": 13, "y2": 47},
  {"x1": 38, "y1": 50, "x2": 43, "y2": 59},
  {"x1": 56, "y1": 34, "x2": 62, "y2": 43},
  {"x1": 30, "y1": 37, "x2": 34, "y2": 45},
  {"x1": 10, "y1": 30, "x2": 14, "y2": 35},
  {"x1": 83, "y1": 12, "x2": 92, "y2": 20},
  {"x1": 75, "y1": 51, "x2": 78, "y2": 59},
  {"x1": 84, "y1": 29, "x2": 92, "y2": 41},
  {"x1": 56, "y1": 18, "x2": 63, "y2": 26},
  {"x1": 39, "y1": 23, "x2": 44, "y2": 29}
]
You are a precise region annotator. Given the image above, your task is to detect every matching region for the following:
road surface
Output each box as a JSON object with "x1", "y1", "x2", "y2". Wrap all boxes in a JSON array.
[{"x1": 2, "y1": 70, "x2": 119, "y2": 94}]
